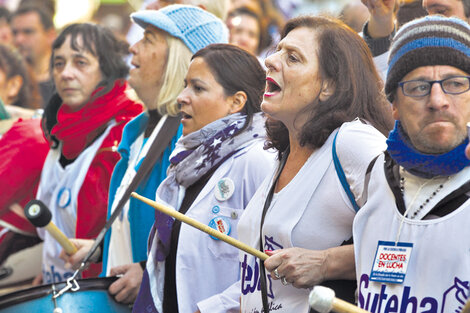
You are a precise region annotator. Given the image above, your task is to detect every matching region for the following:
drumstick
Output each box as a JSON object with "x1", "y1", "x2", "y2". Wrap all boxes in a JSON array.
[
  {"x1": 462, "y1": 299, "x2": 470, "y2": 313},
  {"x1": 131, "y1": 192, "x2": 268, "y2": 261},
  {"x1": 309, "y1": 286, "x2": 370, "y2": 313},
  {"x1": 24, "y1": 200, "x2": 77, "y2": 254}
]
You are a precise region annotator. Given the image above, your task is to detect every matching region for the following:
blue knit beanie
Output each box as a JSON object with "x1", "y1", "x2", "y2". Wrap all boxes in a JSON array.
[
  {"x1": 385, "y1": 15, "x2": 470, "y2": 102},
  {"x1": 131, "y1": 4, "x2": 228, "y2": 54}
]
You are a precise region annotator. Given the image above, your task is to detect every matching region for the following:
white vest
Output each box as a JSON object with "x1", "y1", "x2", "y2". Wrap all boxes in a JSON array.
[
  {"x1": 353, "y1": 154, "x2": 470, "y2": 313},
  {"x1": 106, "y1": 116, "x2": 168, "y2": 274},
  {"x1": 37, "y1": 122, "x2": 114, "y2": 283},
  {"x1": 239, "y1": 133, "x2": 334, "y2": 313}
]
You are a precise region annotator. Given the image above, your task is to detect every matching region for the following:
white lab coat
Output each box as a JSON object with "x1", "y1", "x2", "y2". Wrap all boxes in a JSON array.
[{"x1": 147, "y1": 138, "x2": 276, "y2": 313}]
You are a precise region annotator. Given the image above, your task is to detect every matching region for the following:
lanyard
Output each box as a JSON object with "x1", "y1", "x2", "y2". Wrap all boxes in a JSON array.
[{"x1": 259, "y1": 148, "x2": 289, "y2": 312}]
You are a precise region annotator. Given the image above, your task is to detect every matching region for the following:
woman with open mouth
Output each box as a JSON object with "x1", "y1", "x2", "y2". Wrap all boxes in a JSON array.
[
  {"x1": 135, "y1": 43, "x2": 275, "y2": 313},
  {"x1": 238, "y1": 15, "x2": 394, "y2": 312}
]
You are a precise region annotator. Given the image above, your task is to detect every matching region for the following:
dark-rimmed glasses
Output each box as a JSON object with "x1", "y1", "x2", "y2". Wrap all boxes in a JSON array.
[{"x1": 398, "y1": 76, "x2": 470, "y2": 98}]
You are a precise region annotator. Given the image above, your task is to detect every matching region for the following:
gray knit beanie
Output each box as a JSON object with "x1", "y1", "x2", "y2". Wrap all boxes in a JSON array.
[{"x1": 385, "y1": 15, "x2": 470, "y2": 102}]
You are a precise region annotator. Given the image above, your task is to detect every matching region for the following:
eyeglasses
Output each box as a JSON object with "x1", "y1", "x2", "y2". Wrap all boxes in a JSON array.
[{"x1": 398, "y1": 76, "x2": 470, "y2": 98}]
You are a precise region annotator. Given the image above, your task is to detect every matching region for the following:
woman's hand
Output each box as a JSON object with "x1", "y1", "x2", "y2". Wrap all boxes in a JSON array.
[
  {"x1": 264, "y1": 248, "x2": 327, "y2": 288},
  {"x1": 58, "y1": 238, "x2": 96, "y2": 270},
  {"x1": 109, "y1": 263, "x2": 144, "y2": 304},
  {"x1": 264, "y1": 245, "x2": 355, "y2": 289}
]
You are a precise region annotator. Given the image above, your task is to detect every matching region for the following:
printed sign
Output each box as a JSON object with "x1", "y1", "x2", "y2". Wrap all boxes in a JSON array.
[{"x1": 370, "y1": 240, "x2": 413, "y2": 284}]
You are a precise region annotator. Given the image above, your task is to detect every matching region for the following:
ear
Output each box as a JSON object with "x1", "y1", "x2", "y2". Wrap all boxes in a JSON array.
[
  {"x1": 391, "y1": 100, "x2": 400, "y2": 120},
  {"x1": 6, "y1": 75, "x2": 23, "y2": 103},
  {"x1": 46, "y1": 28, "x2": 57, "y2": 46},
  {"x1": 228, "y1": 91, "x2": 247, "y2": 114},
  {"x1": 319, "y1": 79, "x2": 335, "y2": 102}
]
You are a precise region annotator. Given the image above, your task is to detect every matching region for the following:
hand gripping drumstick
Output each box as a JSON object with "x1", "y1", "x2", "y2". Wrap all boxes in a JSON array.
[
  {"x1": 131, "y1": 192, "x2": 268, "y2": 261},
  {"x1": 309, "y1": 286, "x2": 370, "y2": 313},
  {"x1": 24, "y1": 200, "x2": 77, "y2": 254}
]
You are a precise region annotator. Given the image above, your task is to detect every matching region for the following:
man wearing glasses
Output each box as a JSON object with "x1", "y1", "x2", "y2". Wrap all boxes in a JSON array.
[{"x1": 353, "y1": 15, "x2": 470, "y2": 312}]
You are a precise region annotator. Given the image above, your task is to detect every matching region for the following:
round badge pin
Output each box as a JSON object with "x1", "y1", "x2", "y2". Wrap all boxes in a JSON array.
[
  {"x1": 57, "y1": 187, "x2": 71, "y2": 209},
  {"x1": 208, "y1": 216, "x2": 231, "y2": 240},
  {"x1": 214, "y1": 177, "x2": 235, "y2": 201},
  {"x1": 211, "y1": 205, "x2": 220, "y2": 214}
]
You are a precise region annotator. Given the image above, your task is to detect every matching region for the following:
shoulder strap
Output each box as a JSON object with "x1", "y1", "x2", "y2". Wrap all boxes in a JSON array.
[
  {"x1": 359, "y1": 154, "x2": 381, "y2": 207},
  {"x1": 332, "y1": 131, "x2": 361, "y2": 212}
]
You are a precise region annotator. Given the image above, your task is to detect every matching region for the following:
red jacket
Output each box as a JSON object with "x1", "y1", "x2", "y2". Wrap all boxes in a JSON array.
[
  {"x1": 0, "y1": 81, "x2": 142, "y2": 279},
  {"x1": 0, "y1": 118, "x2": 49, "y2": 234}
]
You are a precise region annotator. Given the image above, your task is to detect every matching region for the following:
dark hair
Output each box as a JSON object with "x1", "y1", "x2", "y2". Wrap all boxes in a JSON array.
[
  {"x1": 43, "y1": 23, "x2": 130, "y2": 146},
  {"x1": 397, "y1": 0, "x2": 427, "y2": 27},
  {"x1": 12, "y1": 5, "x2": 54, "y2": 30},
  {"x1": 0, "y1": 44, "x2": 40, "y2": 108},
  {"x1": 192, "y1": 44, "x2": 265, "y2": 134},
  {"x1": 463, "y1": 0, "x2": 470, "y2": 17},
  {"x1": 0, "y1": 6, "x2": 11, "y2": 23},
  {"x1": 265, "y1": 16, "x2": 393, "y2": 155},
  {"x1": 50, "y1": 23, "x2": 129, "y2": 90},
  {"x1": 19, "y1": 0, "x2": 55, "y2": 16},
  {"x1": 227, "y1": 6, "x2": 269, "y2": 54}
]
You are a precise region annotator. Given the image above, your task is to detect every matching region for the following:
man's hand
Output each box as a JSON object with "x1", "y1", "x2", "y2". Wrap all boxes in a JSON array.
[{"x1": 362, "y1": 0, "x2": 397, "y2": 38}]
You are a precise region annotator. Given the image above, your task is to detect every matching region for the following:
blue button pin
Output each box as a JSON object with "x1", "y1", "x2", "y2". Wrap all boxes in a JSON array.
[{"x1": 212, "y1": 205, "x2": 220, "y2": 214}]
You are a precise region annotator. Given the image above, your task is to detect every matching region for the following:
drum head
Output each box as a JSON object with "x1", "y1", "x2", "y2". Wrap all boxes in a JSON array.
[{"x1": 0, "y1": 277, "x2": 131, "y2": 313}]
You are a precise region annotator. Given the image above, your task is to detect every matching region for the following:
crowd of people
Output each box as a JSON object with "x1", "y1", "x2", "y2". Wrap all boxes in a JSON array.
[{"x1": 0, "y1": 0, "x2": 468, "y2": 312}]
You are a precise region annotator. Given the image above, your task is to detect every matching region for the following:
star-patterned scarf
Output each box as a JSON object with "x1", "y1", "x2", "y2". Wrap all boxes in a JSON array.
[{"x1": 152, "y1": 112, "x2": 265, "y2": 261}]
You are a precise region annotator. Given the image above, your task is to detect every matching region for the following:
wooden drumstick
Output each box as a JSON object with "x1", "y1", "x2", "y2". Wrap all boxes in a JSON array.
[
  {"x1": 131, "y1": 192, "x2": 268, "y2": 261},
  {"x1": 309, "y1": 286, "x2": 370, "y2": 313},
  {"x1": 462, "y1": 298, "x2": 470, "y2": 313},
  {"x1": 24, "y1": 200, "x2": 77, "y2": 254}
]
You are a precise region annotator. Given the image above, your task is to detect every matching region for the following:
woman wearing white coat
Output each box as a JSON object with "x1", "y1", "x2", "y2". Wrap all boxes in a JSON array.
[
  {"x1": 133, "y1": 44, "x2": 275, "y2": 313},
  {"x1": 238, "y1": 16, "x2": 394, "y2": 312}
]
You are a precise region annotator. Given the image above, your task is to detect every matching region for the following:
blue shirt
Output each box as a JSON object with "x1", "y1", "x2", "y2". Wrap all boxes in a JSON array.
[{"x1": 101, "y1": 112, "x2": 182, "y2": 275}]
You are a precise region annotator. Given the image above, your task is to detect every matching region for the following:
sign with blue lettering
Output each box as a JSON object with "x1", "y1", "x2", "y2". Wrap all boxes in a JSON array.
[{"x1": 370, "y1": 240, "x2": 413, "y2": 284}]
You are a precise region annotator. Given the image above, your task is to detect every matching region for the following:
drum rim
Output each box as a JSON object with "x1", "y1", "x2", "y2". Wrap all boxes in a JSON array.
[{"x1": 0, "y1": 277, "x2": 118, "y2": 309}]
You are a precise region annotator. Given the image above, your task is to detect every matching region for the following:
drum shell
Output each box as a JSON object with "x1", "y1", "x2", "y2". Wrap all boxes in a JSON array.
[{"x1": 0, "y1": 277, "x2": 131, "y2": 313}]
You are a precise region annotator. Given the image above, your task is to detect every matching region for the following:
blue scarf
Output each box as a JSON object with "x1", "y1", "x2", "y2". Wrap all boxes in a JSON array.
[{"x1": 386, "y1": 120, "x2": 470, "y2": 178}]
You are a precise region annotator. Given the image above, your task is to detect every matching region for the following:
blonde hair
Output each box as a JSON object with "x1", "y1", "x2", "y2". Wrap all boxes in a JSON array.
[
  {"x1": 190, "y1": 0, "x2": 229, "y2": 21},
  {"x1": 155, "y1": 35, "x2": 193, "y2": 116}
]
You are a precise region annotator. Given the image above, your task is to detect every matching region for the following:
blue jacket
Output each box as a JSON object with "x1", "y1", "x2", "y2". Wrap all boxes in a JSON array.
[{"x1": 101, "y1": 112, "x2": 182, "y2": 275}]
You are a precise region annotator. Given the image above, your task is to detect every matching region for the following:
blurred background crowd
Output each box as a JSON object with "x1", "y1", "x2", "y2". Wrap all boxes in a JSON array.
[{"x1": 0, "y1": 0, "x2": 427, "y2": 121}]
